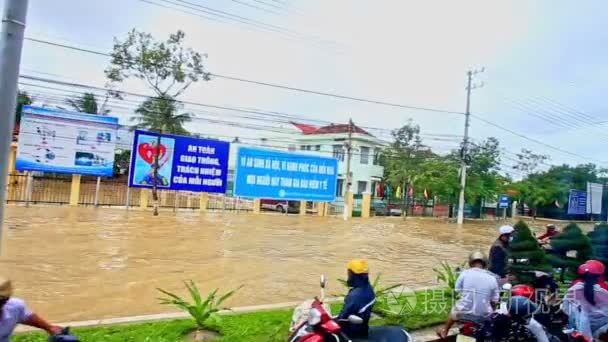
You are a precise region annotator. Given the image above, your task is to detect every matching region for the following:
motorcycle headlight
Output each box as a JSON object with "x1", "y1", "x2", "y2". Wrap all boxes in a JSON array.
[{"x1": 308, "y1": 308, "x2": 322, "y2": 326}]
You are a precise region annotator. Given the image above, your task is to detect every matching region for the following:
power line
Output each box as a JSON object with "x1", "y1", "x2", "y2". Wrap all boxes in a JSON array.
[
  {"x1": 24, "y1": 36, "x2": 464, "y2": 116},
  {"x1": 470, "y1": 113, "x2": 607, "y2": 165}
]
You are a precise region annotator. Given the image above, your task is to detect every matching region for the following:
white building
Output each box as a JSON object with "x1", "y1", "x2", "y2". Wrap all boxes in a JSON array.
[{"x1": 288, "y1": 122, "x2": 385, "y2": 197}]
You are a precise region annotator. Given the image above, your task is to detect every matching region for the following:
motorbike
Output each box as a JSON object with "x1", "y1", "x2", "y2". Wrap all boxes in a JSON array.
[{"x1": 288, "y1": 275, "x2": 412, "y2": 342}]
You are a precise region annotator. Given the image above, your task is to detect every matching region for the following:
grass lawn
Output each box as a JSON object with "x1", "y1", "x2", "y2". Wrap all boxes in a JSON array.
[{"x1": 14, "y1": 290, "x2": 451, "y2": 341}]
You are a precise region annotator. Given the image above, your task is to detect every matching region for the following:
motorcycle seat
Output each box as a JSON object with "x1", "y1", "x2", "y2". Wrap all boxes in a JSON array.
[{"x1": 351, "y1": 326, "x2": 411, "y2": 342}]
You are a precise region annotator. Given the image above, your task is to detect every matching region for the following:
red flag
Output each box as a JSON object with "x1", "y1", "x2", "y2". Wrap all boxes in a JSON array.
[{"x1": 424, "y1": 188, "x2": 429, "y2": 199}]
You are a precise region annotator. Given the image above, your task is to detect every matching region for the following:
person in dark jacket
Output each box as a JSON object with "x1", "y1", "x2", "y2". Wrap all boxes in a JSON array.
[
  {"x1": 338, "y1": 259, "x2": 376, "y2": 338},
  {"x1": 489, "y1": 225, "x2": 514, "y2": 283}
]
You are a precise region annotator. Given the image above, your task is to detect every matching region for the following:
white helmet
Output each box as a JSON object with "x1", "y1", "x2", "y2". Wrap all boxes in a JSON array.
[{"x1": 499, "y1": 225, "x2": 514, "y2": 235}]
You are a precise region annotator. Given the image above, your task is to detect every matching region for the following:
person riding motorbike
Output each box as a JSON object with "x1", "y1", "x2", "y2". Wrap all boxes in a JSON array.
[
  {"x1": 338, "y1": 259, "x2": 376, "y2": 339},
  {"x1": 563, "y1": 260, "x2": 608, "y2": 341},
  {"x1": 489, "y1": 225, "x2": 514, "y2": 284},
  {"x1": 510, "y1": 285, "x2": 550, "y2": 342},
  {"x1": 0, "y1": 277, "x2": 63, "y2": 342},
  {"x1": 572, "y1": 260, "x2": 608, "y2": 291},
  {"x1": 437, "y1": 251, "x2": 499, "y2": 340},
  {"x1": 538, "y1": 224, "x2": 559, "y2": 246},
  {"x1": 486, "y1": 295, "x2": 539, "y2": 341}
]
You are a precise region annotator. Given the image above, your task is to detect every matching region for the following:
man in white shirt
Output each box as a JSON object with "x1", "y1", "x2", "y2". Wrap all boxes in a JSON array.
[
  {"x1": 0, "y1": 277, "x2": 62, "y2": 342},
  {"x1": 437, "y1": 251, "x2": 500, "y2": 339}
]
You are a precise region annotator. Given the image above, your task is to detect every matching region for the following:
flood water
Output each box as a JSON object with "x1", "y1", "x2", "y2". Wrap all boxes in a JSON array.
[{"x1": 0, "y1": 206, "x2": 553, "y2": 322}]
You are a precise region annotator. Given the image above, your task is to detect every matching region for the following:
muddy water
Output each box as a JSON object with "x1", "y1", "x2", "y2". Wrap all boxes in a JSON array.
[{"x1": 0, "y1": 206, "x2": 551, "y2": 322}]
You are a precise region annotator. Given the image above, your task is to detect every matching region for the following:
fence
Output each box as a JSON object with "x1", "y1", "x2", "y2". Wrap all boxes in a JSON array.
[{"x1": 5, "y1": 173, "x2": 252, "y2": 211}]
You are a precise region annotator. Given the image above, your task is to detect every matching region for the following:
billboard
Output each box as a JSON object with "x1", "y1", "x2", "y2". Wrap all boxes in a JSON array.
[
  {"x1": 587, "y1": 182, "x2": 603, "y2": 214},
  {"x1": 16, "y1": 106, "x2": 118, "y2": 176},
  {"x1": 568, "y1": 189, "x2": 587, "y2": 215},
  {"x1": 233, "y1": 147, "x2": 338, "y2": 201},
  {"x1": 128, "y1": 130, "x2": 230, "y2": 193}
]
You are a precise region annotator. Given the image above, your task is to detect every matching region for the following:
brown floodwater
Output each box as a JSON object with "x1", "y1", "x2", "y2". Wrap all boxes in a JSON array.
[{"x1": 0, "y1": 206, "x2": 558, "y2": 322}]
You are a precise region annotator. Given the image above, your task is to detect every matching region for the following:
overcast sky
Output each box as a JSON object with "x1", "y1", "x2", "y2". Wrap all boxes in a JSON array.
[{"x1": 11, "y1": 0, "x2": 608, "y2": 173}]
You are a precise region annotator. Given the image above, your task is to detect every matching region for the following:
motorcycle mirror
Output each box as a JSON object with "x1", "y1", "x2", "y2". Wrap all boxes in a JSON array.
[
  {"x1": 348, "y1": 315, "x2": 364, "y2": 325},
  {"x1": 320, "y1": 275, "x2": 327, "y2": 289}
]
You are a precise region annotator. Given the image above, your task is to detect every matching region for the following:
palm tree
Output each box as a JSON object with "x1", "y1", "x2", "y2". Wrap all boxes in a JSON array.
[
  {"x1": 66, "y1": 92, "x2": 110, "y2": 115},
  {"x1": 132, "y1": 95, "x2": 191, "y2": 216},
  {"x1": 15, "y1": 91, "x2": 33, "y2": 125}
]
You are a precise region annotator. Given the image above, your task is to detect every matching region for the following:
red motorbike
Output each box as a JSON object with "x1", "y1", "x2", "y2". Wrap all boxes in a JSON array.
[{"x1": 288, "y1": 275, "x2": 412, "y2": 342}]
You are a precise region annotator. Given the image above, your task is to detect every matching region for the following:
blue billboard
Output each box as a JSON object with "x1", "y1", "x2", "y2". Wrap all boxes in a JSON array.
[
  {"x1": 16, "y1": 106, "x2": 119, "y2": 176},
  {"x1": 568, "y1": 189, "x2": 587, "y2": 215},
  {"x1": 499, "y1": 194, "x2": 509, "y2": 209},
  {"x1": 233, "y1": 147, "x2": 338, "y2": 202},
  {"x1": 128, "y1": 130, "x2": 230, "y2": 193}
]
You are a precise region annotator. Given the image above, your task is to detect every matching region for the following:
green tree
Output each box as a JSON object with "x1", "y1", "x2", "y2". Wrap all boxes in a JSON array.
[
  {"x1": 106, "y1": 29, "x2": 210, "y2": 216},
  {"x1": 66, "y1": 92, "x2": 110, "y2": 115},
  {"x1": 15, "y1": 91, "x2": 33, "y2": 125},
  {"x1": 507, "y1": 220, "x2": 552, "y2": 284},
  {"x1": 379, "y1": 120, "x2": 435, "y2": 213},
  {"x1": 513, "y1": 148, "x2": 550, "y2": 176},
  {"x1": 415, "y1": 158, "x2": 460, "y2": 204},
  {"x1": 547, "y1": 223, "x2": 592, "y2": 280},
  {"x1": 113, "y1": 150, "x2": 132, "y2": 176},
  {"x1": 588, "y1": 223, "x2": 608, "y2": 275}
]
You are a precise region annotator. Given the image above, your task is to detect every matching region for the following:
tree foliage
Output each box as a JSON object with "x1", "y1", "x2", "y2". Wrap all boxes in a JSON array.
[
  {"x1": 132, "y1": 95, "x2": 191, "y2": 135},
  {"x1": 15, "y1": 91, "x2": 33, "y2": 125},
  {"x1": 547, "y1": 223, "x2": 592, "y2": 278},
  {"x1": 588, "y1": 223, "x2": 608, "y2": 275},
  {"x1": 106, "y1": 29, "x2": 210, "y2": 98},
  {"x1": 66, "y1": 92, "x2": 110, "y2": 115},
  {"x1": 507, "y1": 220, "x2": 552, "y2": 284},
  {"x1": 513, "y1": 148, "x2": 550, "y2": 176}
]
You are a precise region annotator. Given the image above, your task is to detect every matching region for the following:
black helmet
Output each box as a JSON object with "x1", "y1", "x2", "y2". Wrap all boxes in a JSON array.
[{"x1": 508, "y1": 296, "x2": 538, "y2": 320}]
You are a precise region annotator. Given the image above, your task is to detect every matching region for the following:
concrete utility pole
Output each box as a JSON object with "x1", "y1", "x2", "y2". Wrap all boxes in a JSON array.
[
  {"x1": 343, "y1": 118, "x2": 353, "y2": 220},
  {"x1": 457, "y1": 68, "x2": 484, "y2": 225},
  {"x1": 0, "y1": 0, "x2": 29, "y2": 252}
]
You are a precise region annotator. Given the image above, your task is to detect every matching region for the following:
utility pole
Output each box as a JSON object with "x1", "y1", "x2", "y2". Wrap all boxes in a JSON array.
[
  {"x1": 457, "y1": 68, "x2": 484, "y2": 224},
  {"x1": 343, "y1": 118, "x2": 353, "y2": 221},
  {"x1": 0, "y1": 0, "x2": 29, "y2": 253}
]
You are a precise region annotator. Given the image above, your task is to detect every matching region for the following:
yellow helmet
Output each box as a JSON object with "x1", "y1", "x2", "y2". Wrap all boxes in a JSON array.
[{"x1": 347, "y1": 259, "x2": 369, "y2": 274}]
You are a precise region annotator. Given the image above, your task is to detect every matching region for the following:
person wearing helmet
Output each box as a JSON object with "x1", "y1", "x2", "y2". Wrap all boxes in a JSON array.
[
  {"x1": 563, "y1": 260, "x2": 608, "y2": 341},
  {"x1": 572, "y1": 260, "x2": 608, "y2": 291},
  {"x1": 437, "y1": 251, "x2": 499, "y2": 339},
  {"x1": 487, "y1": 296, "x2": 539, "y2": 341},
  {"x1": 0, "y1": 277, "x2": 62, "y2": 341},
  {"x1": 510, "y1": 284, "x2": 552, "y2": 342},
  {"x1": 489, "y1": 225, "x2": 515, "y2": 284},
  {"x1": 338, "y1": 259, "x2": 376, "y2": 339},
  {"x1": 538, "y1": 224, "x2": 559, "y2": 246}
]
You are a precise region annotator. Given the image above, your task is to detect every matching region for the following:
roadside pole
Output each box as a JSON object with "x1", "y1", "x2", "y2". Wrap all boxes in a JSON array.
[
  {"x1": 0, "y1": 0, "x2": 29, "y2": 253},
  {"x1": 457, "y1": 68, "x2": 484, "y2": 224},
  {"x1": 342, "y1": 118, "x2": 353, "y2": 221}
]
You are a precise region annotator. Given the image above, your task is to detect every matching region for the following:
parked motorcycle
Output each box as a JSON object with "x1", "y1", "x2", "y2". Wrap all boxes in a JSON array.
[{"x1": 288, "y1": 275, "x2": 412, "y2": 342}]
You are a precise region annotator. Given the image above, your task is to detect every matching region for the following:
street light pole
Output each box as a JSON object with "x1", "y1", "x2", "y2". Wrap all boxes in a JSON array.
[{"x1": 0, "y1": 0, "x2": 29, "y2": 253}]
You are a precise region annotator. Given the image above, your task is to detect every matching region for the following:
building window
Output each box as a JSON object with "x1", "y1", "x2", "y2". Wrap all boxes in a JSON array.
[
  {"x1": 373, "y1": 148, "x2": 381, "y2": 165},
  {"x1": 315, "y1": 145, "x2": 321, "y2": 151},
  {"x1": 288, "y1": 144, "x2": 296, "y2": 151},
  {"x1": 360, "y1": 146, "x2": 370, "y2": 164},
  {"x1": 336, "y1": 179, "x2": 344, "y2": 197},
  {"x1": 357, "y1": 181, "x2": 367, "y2": 194},
  {"x1": 333, "y1": 145, "x2": 344, "y2": 161},
  {"x1": 300, "y1": 145, "x2": 306, "y2": 150},
  {"x1": 306, "y1": 145, "x2": 312, "y2": 151}
]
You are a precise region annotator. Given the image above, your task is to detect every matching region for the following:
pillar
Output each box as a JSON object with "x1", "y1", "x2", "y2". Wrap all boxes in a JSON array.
[
  {"x1": 8, "y1": 143, "x2": 16, "y2": 174},
  {"x1": 140, "y1": 190, "x2": 149, "y2": 210},
  {"x1": 345, "y1": 191, "x2": 354, "y2": 218},
  {"x1": 362, "y1": 192, "x2": 371, "y2": 218},
  {"x1": 69, "y1": 174, "x2": 81, "y2": 206},
  {"x1": 317, "y1": 202, "x2": 326, "y2": 217},
  {"x1": 299, "y1": 200, "x2": 307, "y2": 216},
  {"x1": 253, "y1": 198, "x2": 261, "y2": 214},
  {"x1": 199, "y1": 193, "x2": 209, "y2": 212}
]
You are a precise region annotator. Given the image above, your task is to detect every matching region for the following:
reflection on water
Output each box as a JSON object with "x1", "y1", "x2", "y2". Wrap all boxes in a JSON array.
[{"x1": 0, "y1": 206, "x2": 554, "y2": 321}]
